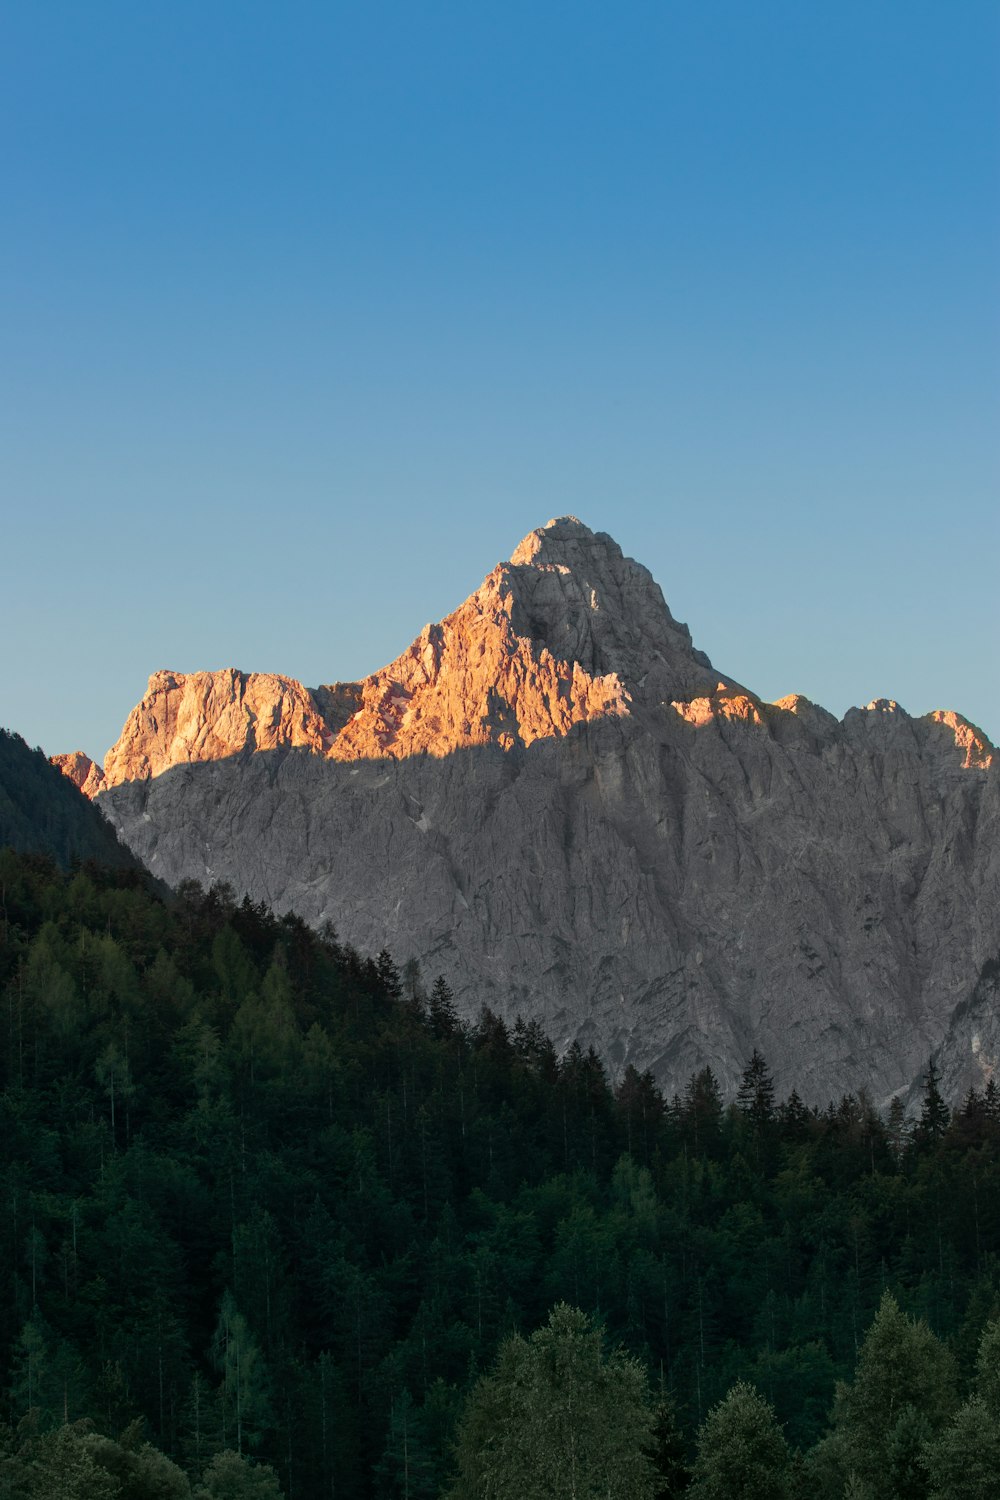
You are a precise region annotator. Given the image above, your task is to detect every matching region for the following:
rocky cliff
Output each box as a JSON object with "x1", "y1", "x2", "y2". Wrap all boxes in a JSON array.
[
  {"x1": 50, "y1": 750, "x2": 107, "y2": 799},
  {"x1": 62, "y1": 518, "x2": 999, "y2": 1104}
]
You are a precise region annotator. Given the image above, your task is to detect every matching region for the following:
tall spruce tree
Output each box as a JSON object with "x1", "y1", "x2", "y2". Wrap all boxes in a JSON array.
[
  {"x1": 646, "y1": 1395, "x2": 690, "y2": 1497},
  {"x1": 914, "y1": 1059, "x2": 950, "y2": 1149}
]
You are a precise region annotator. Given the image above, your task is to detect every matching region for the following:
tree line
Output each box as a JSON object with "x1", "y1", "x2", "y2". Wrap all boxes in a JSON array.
[{"x1": 0, "y1": 847, "x2": 998, "y2": 1497}]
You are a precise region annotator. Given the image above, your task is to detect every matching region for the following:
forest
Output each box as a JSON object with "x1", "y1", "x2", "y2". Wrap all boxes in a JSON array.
[
  {"x1": 0, "y1": 734, "x2": 139, "y2": 877},
  {"x1": 0, "y1": 846, "x2": 998, "y2": 1498}
]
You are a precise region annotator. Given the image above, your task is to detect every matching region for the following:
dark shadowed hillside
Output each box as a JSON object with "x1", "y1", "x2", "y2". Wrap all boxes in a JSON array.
[{"x1": 0, "y1": 728, "x2": 144, "y2": 873}]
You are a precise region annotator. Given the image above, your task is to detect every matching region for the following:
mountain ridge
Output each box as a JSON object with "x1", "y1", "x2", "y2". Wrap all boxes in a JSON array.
[
  {"x1": 60, "y1": 516, "x2": 994, "y2": 787},
  {"x1": 54, "y1": 519, "x2": 999, "y2": 1104}
]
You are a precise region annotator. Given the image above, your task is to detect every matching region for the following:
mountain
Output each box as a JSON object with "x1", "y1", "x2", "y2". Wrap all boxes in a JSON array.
[
  {"x1": 0, "y1": 728, "x2": 141, "y2": 872},
  {"x1": 59, "y1": 518, "x2": 999, "y2": 1103}
]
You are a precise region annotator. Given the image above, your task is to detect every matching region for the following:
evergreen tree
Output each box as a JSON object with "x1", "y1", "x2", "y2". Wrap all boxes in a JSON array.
[
  {"x1": 179, "y1": 1374, "x2": 218, "y2": 1475},
  {"x1": 193, "y1": 1451, "x2": 284, "y2": 1499},
  {"x1": 616, "y1": 1067, "x2": 666, "y2": 1165},
  {"x1": 778, "y1": 1089, "x2": 810, "y2": 1143},
  {"x1": 923, "y1": 1316, "x2": 1000, "y2": 1497},
  {"x1": 736, "y1": 1051, "x2": 776, "y2": 1133},
  {"x1": 3, "y1": 1423, "x2": 122, "y2": 1500},
  {"x1": 913, "y1": 1059, "x2": 950, "y2": 1149},
  {"x1": 3, "y1": 847, "x2": 1000, "y2": 1499},
  {"x1": 923, "y1": 1396, "x2": 1000, "y2": 1500},
  {"x1": 375, "y1": 951, "x2": 403, "y2": 1003},
  {"x1": 10, "y1": 1311, "x2": 89, "y2": 1428},
  {"x1": 646, "y1": 1396, "x2": 690, "y2": 1497},
  {"x1": 83, "y1": 1422, "x2": 191, "y2": 1499},
  {"x1": 211, "y1": 1294, "x2": 273, "y2": 1456},
  {"x1": 972, "y1": 1315, "x2": 1000, "y2": 1415},
  {"x1": 681, "y1": 1069, "x2": 723, "y2": 1158},
  {"x1": 428, "y1": 976, "x2": 459, "y2": 1040},
  {"x1": 373, "y1": 1388, "x2": 436, "y2": 1499},
  {"x1": 447, "y1": 1304, "x2": 658, "y2": 1499},
  {"x1": 689, "y1": 1381, "x2": 790, "y2": 1500},
  {"x1": 827, "y1": 1292, "x2": 958, "y2": 1499}
]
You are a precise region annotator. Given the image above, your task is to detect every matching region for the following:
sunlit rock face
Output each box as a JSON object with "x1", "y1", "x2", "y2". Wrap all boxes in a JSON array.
[
  {"x1": 65, "y1": 517, "x2": 999, "y2": 1105},
  {"x1": 100, "y1": 669, "x2": 337, "y2": 783},
  {"x1": 50, "y1": 750, "x2": 106, "y2": 799}
]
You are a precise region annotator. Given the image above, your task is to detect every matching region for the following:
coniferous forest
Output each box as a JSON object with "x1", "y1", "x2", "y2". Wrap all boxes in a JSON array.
[{"x1": 1, "y1": 848, "x2": 999, "y2": 1498}]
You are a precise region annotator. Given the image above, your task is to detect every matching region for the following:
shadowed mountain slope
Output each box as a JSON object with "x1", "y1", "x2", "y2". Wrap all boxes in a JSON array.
[{"x1": 0, "y1": 729, "x2": 143, "y2": 872}]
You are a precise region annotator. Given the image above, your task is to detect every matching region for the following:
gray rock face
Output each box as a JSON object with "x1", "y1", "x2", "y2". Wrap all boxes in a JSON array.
[{"x1": 92, "y1": 519, "x2": 998, "y2": 1105}]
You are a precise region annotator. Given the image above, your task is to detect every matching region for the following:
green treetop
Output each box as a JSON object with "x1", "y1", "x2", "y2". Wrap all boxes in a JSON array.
[{"x1": 447, "y1": 1302, "x2": 658, "y2": 1500}]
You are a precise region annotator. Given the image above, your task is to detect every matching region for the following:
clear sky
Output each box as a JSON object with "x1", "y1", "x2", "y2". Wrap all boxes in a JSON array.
[{"x1": 2, "y1": 1, "x2": 997, "y2": 763}]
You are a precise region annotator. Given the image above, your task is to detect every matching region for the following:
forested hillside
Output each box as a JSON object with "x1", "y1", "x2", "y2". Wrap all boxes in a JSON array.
[
  {"x1": 0, "y1": 731, "x2": 142, "y2": 874},
  {"x1": 1, "y1": 848, "x2": 998, "y2": 1497}
]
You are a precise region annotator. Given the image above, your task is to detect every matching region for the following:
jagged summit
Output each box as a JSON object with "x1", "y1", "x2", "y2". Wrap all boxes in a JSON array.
[
  {"x1": 509, "y1": 514, "x2": 594, "y2": 557},
  {"x1": 75, "y1": 523, "x2": 724, "y2": 785},
  {"x1": 58, "y1": 518, "x2": 993, "y2": 792},
  {"x1": 504, "y1": 516, "x2": 714, "y2": 689}
]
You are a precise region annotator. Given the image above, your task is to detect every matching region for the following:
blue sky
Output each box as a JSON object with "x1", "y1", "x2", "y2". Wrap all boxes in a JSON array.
[{"x1": 2, "y1": 2, "x2": 997, "y2": 761}]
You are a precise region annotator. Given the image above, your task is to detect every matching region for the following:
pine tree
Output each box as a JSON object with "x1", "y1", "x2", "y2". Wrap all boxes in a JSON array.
[
  {"x1": 179, "y1": 1372, "x2": 218, "y2": 1474},
  {"x1": 828, "y1": 1292, "x2": 958, "y2": 1499},
  {"x1": 616, "y1": 1067, "x2": 666, "y2": 1164},
  {"x1": 972, "y1": 1316, "x2": 1000, "y2": 1416},
  {"x1": 428, "y1": 976, "x2": 459, "y2": 1040},
  {"x1": 681, "y1": 1069, "x2": 723, "y2": 1158},
  {"x1": 646, "y1": 1395, "x2": 690, "y2": 1497},
  {"x1": 913, "y1": 1059, "x2": 949, "y2": 1149},
  {"x1": 921, "y1": 1315, "x2": 1000, "y2": 1500},
  {"x1": 447, "y1": 1303, "x2": 658, "y2": 1499},
  {"x1": 689, "y1": 1381, "x2": 790, "y2": 1499},
  {"x1": 736, "y1": 1050, "x2": 776, "y2": 1131},
  {"x1": 10, "y1": 1312, "x2": 89, "y2": 1428},
  {"x1": 374, "y1": 1388, "x2": 436, "y2": 1499},
  {"x1": 375, "y1": 950, "x2": 403, "y2": 1002},
  {"x1": 211, "y1": 1293, "x2": 274, "y2": 1456},
  {"x1": 923, "y1": 1396, "x2": 1000, "y2": 1500},
  {"x1": 778, "y1": 1089, "x2": 810, "y2": 1143}
]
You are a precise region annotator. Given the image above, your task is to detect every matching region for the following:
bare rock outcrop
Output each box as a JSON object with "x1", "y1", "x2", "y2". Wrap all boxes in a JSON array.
[
  {"x1": 77, "y1": 518, "x2": 998, "y2": 1105},
  {"x1": 51, "y1": 751, "x2": 107, "y2": 799},
  {"x1": 101, "y1": 669, "x2": 336, "y2": 784}
]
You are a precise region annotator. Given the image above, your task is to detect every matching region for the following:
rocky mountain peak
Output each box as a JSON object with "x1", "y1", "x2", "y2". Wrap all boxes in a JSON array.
[
  {"x1": 508, "y1": 514, "x2": 609, "y2": 568},
  {"x1": 57, "y1": 520, "x2": 994, "y2": 798},
  {"x1": 499, "y1": 516, "x2": 717, "y2": 696},
  {"x1": 53, "y1": 517, "x2": 999, "y2": 1105}
]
